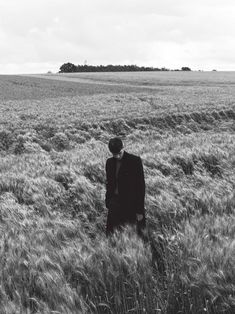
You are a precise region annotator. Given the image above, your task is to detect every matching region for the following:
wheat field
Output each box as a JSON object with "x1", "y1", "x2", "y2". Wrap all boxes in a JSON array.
[{"x1": 0, "y1": 72, "x2": 235, "y2": 313}]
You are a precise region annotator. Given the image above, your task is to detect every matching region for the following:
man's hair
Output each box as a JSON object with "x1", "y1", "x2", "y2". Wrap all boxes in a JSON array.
[{"x1": 108, "y1": 137, "x2": 123, "y2": 154}]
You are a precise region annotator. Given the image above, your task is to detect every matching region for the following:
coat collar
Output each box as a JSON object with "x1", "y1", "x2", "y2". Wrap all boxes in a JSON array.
[{"x1": 111, "y1": 150, "x2": 127, "y2": 162}]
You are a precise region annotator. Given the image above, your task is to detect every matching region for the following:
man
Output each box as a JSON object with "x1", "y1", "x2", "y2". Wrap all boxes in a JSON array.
[{"x1": 105, "y1": 137, "x2": 146, "y2": 236}]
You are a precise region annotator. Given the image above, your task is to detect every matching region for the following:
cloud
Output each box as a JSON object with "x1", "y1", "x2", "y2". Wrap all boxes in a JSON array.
[{"x1": 0, "y1": 0, "x2": 235, "y2": 73}]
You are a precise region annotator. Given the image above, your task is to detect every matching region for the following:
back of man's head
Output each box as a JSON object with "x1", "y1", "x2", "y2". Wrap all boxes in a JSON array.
[{"x1": 108, "y1": 137, "x2": 123, "y2": 154}]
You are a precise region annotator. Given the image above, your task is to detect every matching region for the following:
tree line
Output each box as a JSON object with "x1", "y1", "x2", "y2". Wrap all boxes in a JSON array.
[{"x1": 59, "y1": 63, "x2": 191, "y2": 73}]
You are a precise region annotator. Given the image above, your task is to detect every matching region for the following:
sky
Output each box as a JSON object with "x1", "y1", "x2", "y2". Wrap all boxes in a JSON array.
[{"x1": 0, "y1": 0, "x2": 235, "y2": 74}]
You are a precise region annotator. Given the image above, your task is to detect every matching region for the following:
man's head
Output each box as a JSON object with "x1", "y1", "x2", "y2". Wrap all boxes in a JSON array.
[{"x1": 108, "y1": 137, "x2": 124, "y2": 160}]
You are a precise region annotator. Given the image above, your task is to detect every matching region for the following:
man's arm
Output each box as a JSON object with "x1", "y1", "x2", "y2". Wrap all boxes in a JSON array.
[
  {"x1": 135, "y1": 157, "x2": 145, "y2": 215},
  {"x1": 105, "y1": 159, "x2": 112, "y2": 209}
]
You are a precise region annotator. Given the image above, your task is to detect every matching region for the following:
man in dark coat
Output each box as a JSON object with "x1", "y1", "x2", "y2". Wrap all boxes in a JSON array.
[{"x1": 105, "y1": 137, "x2": 146, "y2": 236}]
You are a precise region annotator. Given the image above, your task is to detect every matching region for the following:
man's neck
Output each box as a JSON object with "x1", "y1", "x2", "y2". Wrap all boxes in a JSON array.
[{"x1": 116, "y1": 150, "x2": 125, "y2": 161}]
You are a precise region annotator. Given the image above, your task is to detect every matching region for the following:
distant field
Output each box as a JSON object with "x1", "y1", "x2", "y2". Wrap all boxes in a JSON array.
[
  {"x1": 0, "y1": 74, "x2": 151, "y2": 101},
  {"x1": 1, "y1": 72, "x2": 235, "y2": 128},
  {"x1": 1, "y1": 71, "x2": 235, "y2": 100},
  {"x1": 46, "y1": 71, "x2": 235, "y2": 86},
  {"x1": 0, "y1": 72, "x2": 235, "y2": 313}
]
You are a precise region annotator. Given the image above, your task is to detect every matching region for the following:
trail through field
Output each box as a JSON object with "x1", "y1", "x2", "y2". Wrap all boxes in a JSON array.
[{"x1": 23, "y1": 74, "x2": 165, "y2": 90}]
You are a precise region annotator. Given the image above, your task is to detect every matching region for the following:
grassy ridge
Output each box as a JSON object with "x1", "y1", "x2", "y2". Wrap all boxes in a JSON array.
[
  {"x1": 0, "y1": 74, "x2": 235, "y2": 313},
  {"x1": 1, "y1": 89, "x2": 234, "y2": 154}
]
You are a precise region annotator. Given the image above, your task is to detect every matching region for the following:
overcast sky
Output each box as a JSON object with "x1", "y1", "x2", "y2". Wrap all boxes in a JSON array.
[{"x1": 0, "y1": 0, "x2": 235, "y2": 74}]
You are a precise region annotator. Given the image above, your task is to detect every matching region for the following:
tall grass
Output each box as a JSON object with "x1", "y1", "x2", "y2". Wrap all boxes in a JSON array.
[{"x1": 0, "y1": 75, "x2": 235, "y2": 313}]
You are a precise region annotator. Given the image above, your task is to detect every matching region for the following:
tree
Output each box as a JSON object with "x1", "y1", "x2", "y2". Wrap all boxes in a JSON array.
[
  {"x1": 181, "y1": 67, "x2": 191, "y2": 71},
  {"x1": 58, "y1": 62, "x2": 192, "y2": 73},
  {"x1": 59, "y1": 63, "x2": 77, "y2": 73}
]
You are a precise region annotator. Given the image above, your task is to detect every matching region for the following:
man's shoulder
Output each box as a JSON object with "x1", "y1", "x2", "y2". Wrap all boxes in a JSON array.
[
  {"x1": 106, "y1": 157, "x2": 113, "y2": 164},
  {"x1": 106, "y1": 157, "x2": 115, "y2": 168},
  {"x1": 124, "y1": 152, "x2": 141, "y2": 162}
]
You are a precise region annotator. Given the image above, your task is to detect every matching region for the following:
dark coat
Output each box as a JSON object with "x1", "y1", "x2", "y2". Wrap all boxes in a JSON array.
[{"x1": 105, "y1": 151, "x2": 145, "y2": 234}]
